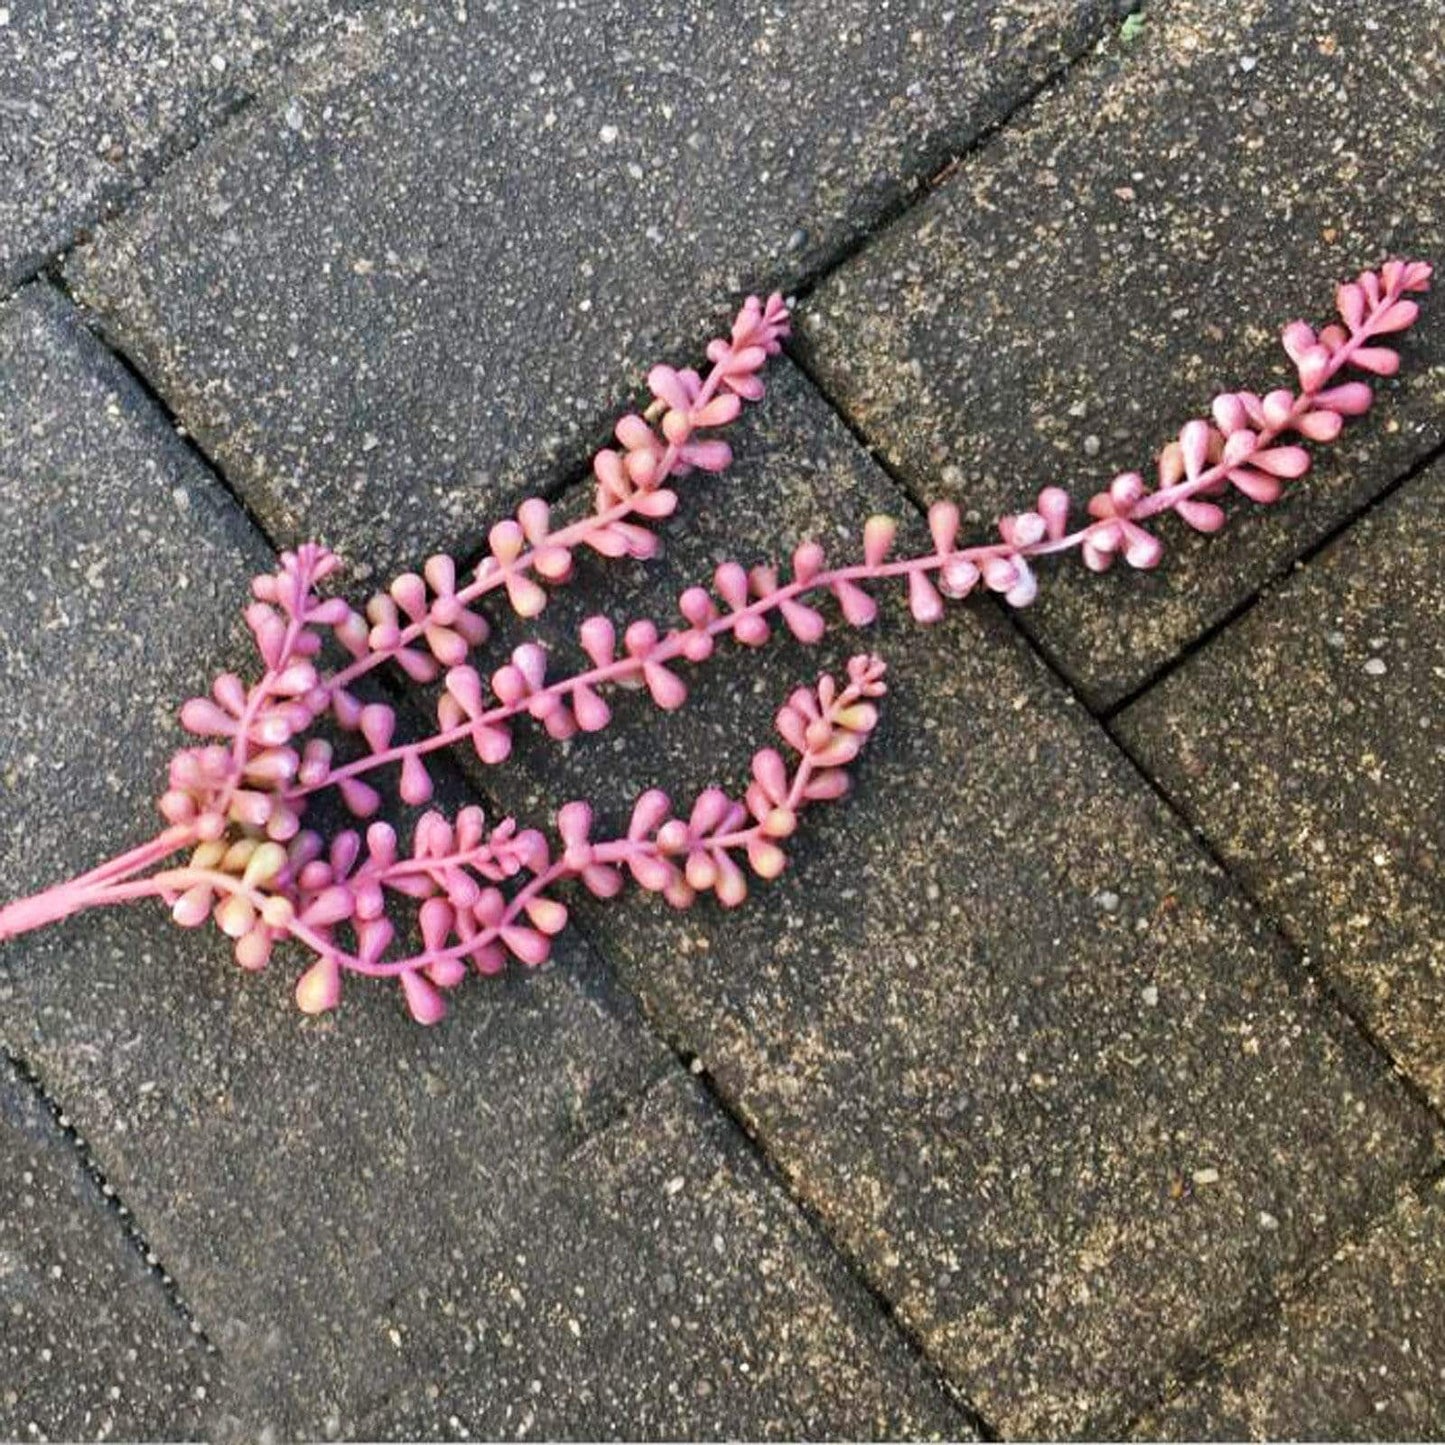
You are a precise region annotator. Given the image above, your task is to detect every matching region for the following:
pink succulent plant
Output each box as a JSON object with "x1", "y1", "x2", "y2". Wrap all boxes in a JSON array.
[{"x1": 0, "y1": 263, "x2": 1431, "y2": 1022}]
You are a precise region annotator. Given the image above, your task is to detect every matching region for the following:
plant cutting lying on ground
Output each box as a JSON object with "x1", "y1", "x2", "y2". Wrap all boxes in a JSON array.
[{"x1": 0, "y1": 261, "x2": 1432, "y2": 1022}]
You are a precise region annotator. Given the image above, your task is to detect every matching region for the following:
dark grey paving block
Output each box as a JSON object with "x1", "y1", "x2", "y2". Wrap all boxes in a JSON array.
[
  {"x1": 68, "y1": 0, "x2": 1120, "y2": 579},
  {"x1": 1115, "y1": 461, "x2": 1445, "y2": 1113},
  {"x1": 357, "y1": 1071, "x2": 969, "y2": 1442},
  {"x1": 0, "y1": 1054, "x2": 211, "y2": 1441},
  {"x1": 798, "y1": 0, "x2": 1445, "y2": 709},
  {"x1": 467, "y1": 359, "x2": 1441, "y2": 1436},
  {"x1": 0, "y1": 285, "x2": 967, "y2": 1439},
  {"x1": 1141, "y1": 1180, "x2": 1445, "y2": 1440},
  {"x1": 0, "y1": 0, "x2": 349, "y2": 288}
]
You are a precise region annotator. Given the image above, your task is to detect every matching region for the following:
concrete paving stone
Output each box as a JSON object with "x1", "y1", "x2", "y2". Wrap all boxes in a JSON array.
[
  {"x1": 0, "y1": 285, "x2": 970, "y2": 1438},
  {"x1": 356, "y1": 1071, "x2": 970, "y2": 1442},
  {"x1": 1115, "y1": 460, "x2": 1445, "y2": 1113},
  {"x1": 1140, "y1": 1179, "x2": 1445, "y2": 1440},
  {"x1": 0, "y1": 0, "x2": 354, "y2": 288},
  {"x1": 0, "y1": 1053, "x2": 212, "y2": 1441},
  {"x1": 798, "y1": 0, "x2": 1445, "y2": 709},
  {"x1": 67, "y1": 0, "x2": 1122, "y2": 579},
  {"x1": 466, "y1": 358, "x2": 1442, "y2": 1436}
]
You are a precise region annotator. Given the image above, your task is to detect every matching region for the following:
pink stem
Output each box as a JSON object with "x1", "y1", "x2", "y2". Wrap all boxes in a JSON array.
[{"x1": 0, "y1": 825, "x2": 198, "y2": 942}]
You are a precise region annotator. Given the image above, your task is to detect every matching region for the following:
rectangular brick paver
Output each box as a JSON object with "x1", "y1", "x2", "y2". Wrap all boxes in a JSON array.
[
  {"x1": 357, "y1": 1071, "x2": 971, "y2": 1442},
  {"x1": 1115, "y1": 460, "x2": 1445, "y2": 1113},
  {"x1": 798, "y1": 0, "x2": 1445, "y2": 709},
  {"x1": 0, "y1": 1055, "x2": 212, "y2": 1441},
  {"x1": 68, "y1": 0, "x2": 1120, "y2": 577},
  {"x1": 0, "y1": 0, "x2": 349, "y2": 287},
  {"x1": 1140, "y1": 1181, "x2": 1445, "y2": 1440},
  {"x1": 469, "y1": 360, "x2": 1442, "y2": 1436},
  {"x1": 0, "y1": 286, "x2": 968, "y2": 1440}
]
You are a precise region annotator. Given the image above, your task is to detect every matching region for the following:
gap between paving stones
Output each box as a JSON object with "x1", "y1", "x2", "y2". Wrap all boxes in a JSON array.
[
  {"x1": 1118, "y1": 1159, "x2": 1445, "y2": 1437},
  {"x1": 1100, "y1": 433, "x2": 1445, "y2": 721},
  {"x1": 1, "y1": 1043, "x2": 214, "y2": 1351}
]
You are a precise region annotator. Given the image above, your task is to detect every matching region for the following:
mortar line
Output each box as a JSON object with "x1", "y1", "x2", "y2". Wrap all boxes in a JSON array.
[
  {"x1": 1, "y1": 1043, "x2": 218, "y2": 1354},
  {"x1": 539, "y1": 912, "x2": 1002, "y2": 1440},
  {"x1": 1114, "y1": 1154, "x2": 1445, "y2": 1436},
  {"x1": 41, "y1": 269, "x2": 287, "y2": 557},
  {"x1": 1100, "y1": 432, "x2": 1445, "y2": 720},
  {"x1": 784, "y1": 1, "x2": 1144, "y2": 309},
  {"x1": 0, "y1": 91, "x2": 258, "y2": 308}
]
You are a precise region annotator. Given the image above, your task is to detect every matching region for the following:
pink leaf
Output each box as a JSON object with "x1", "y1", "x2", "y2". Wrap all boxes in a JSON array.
[
  {"x1": 833, "y1": 578, "x2": 878, "y2": 626},
  {"x1": 400, "y1": 970, "x2": 447, "y2": 1024},
  {"x1": 339, "y1": 778, "x2": 381, "y2": 818},
  {"x1": 296, "y1": 957, "x2": 342, "y2": 1015},
  {"x1": 907, "y1": 570, "x2": 944, "y2": 623},
  {"x1": 1350, "y1": 346, "x2": 1399, "y2": 376},
  {"x1": 400, "y1": 752, "x2": 433, "y2": 806}
]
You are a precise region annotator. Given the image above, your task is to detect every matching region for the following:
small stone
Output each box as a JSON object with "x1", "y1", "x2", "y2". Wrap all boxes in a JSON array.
[
  {"x1": 1239, "y1": 55, "x2": 1258, "y2": 71},
  {"x1": 1192, "y1": 1167, "x2": 1220, "y2": 1186},
  {"x1": 1363, "y1": 657, "x2": 1386, "y2": 676},
  {"x1": 1258, "y1": 1211, "x2": 1280, "y2": 1231},
  {"x1": 1141, "y1": 985, "x2": 1159, "y2": 1008},
  {"x1": 1093, "y1": 890, "x2": 1120, "y2": 913},
  {"x1": 598, "y1": 124, "x2": 619, "y2": 144}
]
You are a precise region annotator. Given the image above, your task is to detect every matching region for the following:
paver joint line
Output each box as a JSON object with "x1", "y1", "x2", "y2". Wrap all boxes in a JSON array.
[{"x1": 1, "y1": 1044, "x2": 215, "y2": 1353}]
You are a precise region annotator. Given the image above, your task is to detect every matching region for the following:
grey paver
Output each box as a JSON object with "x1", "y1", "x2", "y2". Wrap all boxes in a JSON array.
[
  {"x1": 0, "y1": 1053, "x2": 211, "y2": 1441},
  {"x1": 0, "y1": 0, "x2": 350, "y2": 288},
  {"x1": 1115, "y1": 460, "x2": 1445, "y2": 1112},
  {"x1": 1140, "y1": 1180, "x2": 1445, "y2": 1440},
  {"x1": 68, "y1": 0, "x2": 1120, "y2": 578},
  {"x1": 467, "y1": 358, "x2": 1441, "y2": 1436},
  {"x1": 357, "y1": 1071, "x2": 969, "y2": 1442},
  {"x1": 0, "y1": 285, "x2": 968, "y2": 1438},
  {"x1": 798, "y1": 0, "x2": 1445, "y2": 709}
]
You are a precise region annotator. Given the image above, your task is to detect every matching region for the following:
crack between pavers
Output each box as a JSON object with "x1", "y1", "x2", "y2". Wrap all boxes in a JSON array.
[
  {"x1": 1, "y1": 1042, "x2": 218, "y2": 1356},
  {"x1": 0, "y1": 90, "x2": 258, "y2": 307},
  {"x1": 1113, "y1": 1155, "x2": 1445, "y2": 1437},
  {"x1": 541, "y1": 928, "x2": 1002, "y2": 1442},
  {"x1": 1098, "y1": 433, "x2": 1445, "y2": 720},
  {"x1": 784, "y1": 0, "x2": 1146, "y2": 311},
  {"x1": 40, "y1": 269, "x2": 288, "y2": 558}
]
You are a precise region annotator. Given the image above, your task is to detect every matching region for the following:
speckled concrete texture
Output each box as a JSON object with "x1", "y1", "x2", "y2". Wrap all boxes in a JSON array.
[
  {"x1": 356, "y1": 1072, "x2": 970, "y2": 1442},
  {"x1": 0, "y1": 1054, "x2": 211, "y2": 1441},
  {"x1": 0, "y1": 285, "x2": 968, "y2": 1439},
  {"x1": 1116, "y1": 459, "x2": 1445, "y2": 1114},
  {"x1": 0, "y1": 0, "x2": 351, "y2": 287},
  {"x1": 798, "y1": 0, "x2": 1445, "y2": 708},
  {"x1": 1140, "y1": 1180, "x2": 1445, "y2": 1439},
  {"x1": 67, "y1": 0, "x2": 1119, "y2": 578},
  {"x1": 467, "y1": 358, "x2": 1442, "y2": 1437}
]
